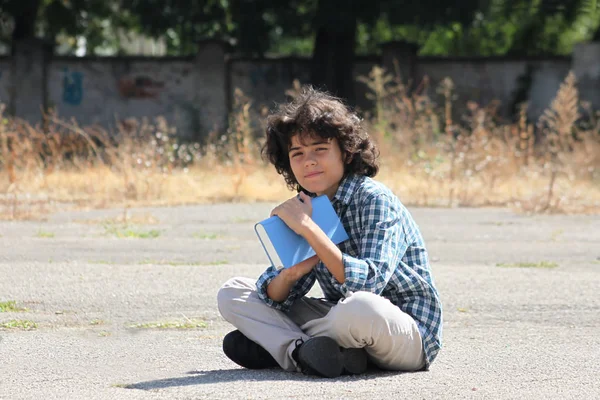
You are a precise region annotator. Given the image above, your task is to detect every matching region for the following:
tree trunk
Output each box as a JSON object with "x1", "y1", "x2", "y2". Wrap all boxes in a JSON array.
[
  {"x1": 310, "y1": 0, "x2": 357, "y2": 105},
  {"x1": 10, "y1": 0, "x2": 41, "y2": 49}
]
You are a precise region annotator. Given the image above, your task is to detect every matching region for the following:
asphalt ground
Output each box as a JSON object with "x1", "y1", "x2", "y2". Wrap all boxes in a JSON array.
[{"x1": 1, "y1": 203, "x2": 598, "y2": 399}]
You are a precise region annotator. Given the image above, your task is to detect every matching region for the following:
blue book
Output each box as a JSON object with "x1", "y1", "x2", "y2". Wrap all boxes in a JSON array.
[{"x1": 254, "y1": 195, "x2": 350, "y2": 269}]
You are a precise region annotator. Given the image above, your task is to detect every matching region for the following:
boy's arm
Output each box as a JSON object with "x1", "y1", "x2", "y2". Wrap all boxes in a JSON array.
[
  {"x1": 270, "y1": 191, "x2": 404, "y2": 297},
  {"x1": 338, "y1": 193, "x2": 408, "y2": 294},
  {"x1": 255, "y1": 256, "x2": 318, "y2": 312},
  {"x1": 302, "y1": 193, "x2": 407, "y2": 296},
  {"x1": 266, "y1": 255, "x2": 319, "y2": 302}
]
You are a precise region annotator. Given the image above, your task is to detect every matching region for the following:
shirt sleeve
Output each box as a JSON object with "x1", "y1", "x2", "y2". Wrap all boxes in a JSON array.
[
  {"x1": 330, "y1": 193, "x2": 409, "y2": 296},
  {"x1": 255, "y1": 265, "x2": 317, "y2": 312}
]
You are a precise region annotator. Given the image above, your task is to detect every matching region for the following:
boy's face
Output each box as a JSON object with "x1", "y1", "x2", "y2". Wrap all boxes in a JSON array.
[{"x1": 288, "y1": 134, "x2": 345, "y2": 199}]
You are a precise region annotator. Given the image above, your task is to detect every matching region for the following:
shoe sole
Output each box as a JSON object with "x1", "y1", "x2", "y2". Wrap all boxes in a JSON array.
[
  {"x1": 341, "y1": 347, "x2": 368, "y2": 375},
  {"x1": 298, "y1": 336, "x2": 343, "y2": 378}
]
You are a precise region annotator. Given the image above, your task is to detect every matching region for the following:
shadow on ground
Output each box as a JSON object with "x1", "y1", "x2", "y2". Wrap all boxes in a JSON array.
[{"x1": 125, "y1": 367, "x2": 409, "y2": 390}]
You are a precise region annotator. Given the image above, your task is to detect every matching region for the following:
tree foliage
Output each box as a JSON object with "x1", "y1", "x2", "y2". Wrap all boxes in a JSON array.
[
  {"x1": 1, "y1": 0, "x2": 599, "y2": 56},
  {"x1": 2, "y1": 0, "x2": 598, "y2": 100},
  {"x1": 0, "y1": 0, "x2": 137, "y2": 54},
  {"x1": 122, "y1": 0, "x2": 231, "y2": 55}
]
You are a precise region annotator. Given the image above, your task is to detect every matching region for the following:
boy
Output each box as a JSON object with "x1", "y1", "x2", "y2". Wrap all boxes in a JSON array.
[{"x1": 217, "y1": 86, "x2": 442, "y2": 378}]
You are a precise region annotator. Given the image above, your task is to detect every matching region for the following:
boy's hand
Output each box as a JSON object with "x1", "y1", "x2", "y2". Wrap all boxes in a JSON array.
[
  {"x1": 270, "y1": 192, "x2": 313, "y2": 236},
  {"x1": 279, "y1": 255, "x2": 319, "y2": 283}
]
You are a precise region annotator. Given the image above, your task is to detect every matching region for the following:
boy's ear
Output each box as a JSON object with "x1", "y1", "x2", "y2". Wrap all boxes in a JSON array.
[{"x1": 344, "y1": 152, "x2": 353, "y2": 164}]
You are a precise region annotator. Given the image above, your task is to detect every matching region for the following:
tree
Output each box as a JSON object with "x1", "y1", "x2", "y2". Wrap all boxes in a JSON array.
[
  {"x1": 121, "y1": 0, "x2": 600, "y2": 101},
  {"x1": 122, "y1": 0, "x2": 232, "y2": 55},
  {"x1": 2, "y1": 0, "x2": 40, "y2": 45},
  {"x1": 227, "y1": 0, "x2": 486, "y2": 103},
  {"x1": 114, "y1": 0, "x2": 489, "y2": 102},
  {"x1": 0, "y1": 0, "x2": 135, "y2": 54},
  {"x1": 493, "y1": 0, "x2": 600, "y2": 55},
  {"x1": 2, "y1": 0, "x2": 599, "y2": 98}
]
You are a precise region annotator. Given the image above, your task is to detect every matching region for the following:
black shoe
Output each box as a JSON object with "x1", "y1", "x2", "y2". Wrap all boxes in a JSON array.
[
  {"x1": 222, "y1": 330, "x2": 279, "y2": 369},
  {"x1": 340, "y1": 347, "x2": 369, "y2": 375},
  {"x1": 291, "y1": 336, "x2": 368, "y2": 378}
]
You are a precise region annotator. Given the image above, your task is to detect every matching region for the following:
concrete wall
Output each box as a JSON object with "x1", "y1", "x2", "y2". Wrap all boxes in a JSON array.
[
  {"x1": 228, "y1": 57, "x2": 378, "y2": 114},
  {"x1": 229, "y1": 59, "x2": 311, "y2": 110},
  {"x1": 227, "y1": 52, "x2": 573, "y2": 124},
  {"x1": 417, "y1": 57, "x2": 572, "y2": 119},
  {"x1": 526, "y1": 59, "x2": 574, "y2": 118},
  {"x1": 2, "y1": 39, "x2": 597, "y2": 138},
  {"x1": 47, "y1": 58, "x2": 200, "y2": 138},
  {"x1": 574, "y1": 42, "x2": 600, "y2": 109}
]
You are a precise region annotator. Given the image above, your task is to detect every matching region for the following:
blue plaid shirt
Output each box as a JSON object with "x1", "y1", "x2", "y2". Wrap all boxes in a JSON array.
[{"x1": 256, "y1": 174, "x2": 443, "y2": 366}]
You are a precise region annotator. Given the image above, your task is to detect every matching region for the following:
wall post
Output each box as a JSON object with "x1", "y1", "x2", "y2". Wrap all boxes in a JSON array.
[
  {"x1": 573, "y1": 41, "x2": 600, "y2": 109},
  {"x1": 381, "y1": 40, "x2": 418, "y2": 85},
  {"x1": 194, "y1": 39, "x2": 228, "y2": 140},
  {"x1": 11, "y1": 38, "x2": 53, "y2": 124}
]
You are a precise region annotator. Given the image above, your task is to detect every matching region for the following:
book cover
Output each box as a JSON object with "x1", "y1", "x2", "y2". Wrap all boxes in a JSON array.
[{"x1": 254, "y1": 195, "x2": 349, "y2": 269}]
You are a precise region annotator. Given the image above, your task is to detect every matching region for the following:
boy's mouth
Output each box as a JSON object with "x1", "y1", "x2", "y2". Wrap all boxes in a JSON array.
[{"x1": 305, "y1": 171, "x2": 323, "y2": 178}]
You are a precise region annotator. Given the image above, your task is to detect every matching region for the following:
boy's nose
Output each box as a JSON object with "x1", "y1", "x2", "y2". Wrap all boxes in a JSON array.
[{"x1": 304, "y1": 156, "x2": 317, "y2": 167}]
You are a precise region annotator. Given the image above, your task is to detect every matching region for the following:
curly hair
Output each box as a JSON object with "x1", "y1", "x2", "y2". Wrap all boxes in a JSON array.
[{"x1": 262, "y1": 86, "x2": 379, "y2": 192}]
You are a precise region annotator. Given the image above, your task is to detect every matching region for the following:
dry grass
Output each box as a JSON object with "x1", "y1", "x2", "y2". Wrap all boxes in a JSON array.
[
  {"x1": 0, "y1": 68, "x2": 599, "y2": 219},
  {"x1": 358, "y1": 67, "x2": 599, "y2": 213},
  {"x1": 496, "y1": 261, "x2": 559, "y2": 269},
  {"x1": 129, "y1": 318, "x2": 208, "y2": 330}
]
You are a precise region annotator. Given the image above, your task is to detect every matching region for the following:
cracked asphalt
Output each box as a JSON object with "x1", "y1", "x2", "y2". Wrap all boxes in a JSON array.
[{"x1": 0, "y1": 203, "x2": 598, "y2": 399}]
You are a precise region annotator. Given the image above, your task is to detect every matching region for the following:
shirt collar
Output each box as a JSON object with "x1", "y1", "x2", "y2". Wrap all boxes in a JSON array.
[{"x1": 332, "y1": 174, "x2": 362, "y2": 205}]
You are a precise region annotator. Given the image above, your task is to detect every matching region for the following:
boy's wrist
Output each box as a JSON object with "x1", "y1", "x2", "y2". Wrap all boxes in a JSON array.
[{"x1": 298, "y1": 218, "x2": 317, "y2": 238}]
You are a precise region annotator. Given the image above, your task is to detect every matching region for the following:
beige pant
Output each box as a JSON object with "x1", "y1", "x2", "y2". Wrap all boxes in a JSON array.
[{"x1": 217, "y1": 277, "x2": 425, "y2": 372}]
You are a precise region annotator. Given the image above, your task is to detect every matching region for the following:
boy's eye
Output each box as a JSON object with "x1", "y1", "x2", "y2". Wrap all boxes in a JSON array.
[
  {"x1": 291, "y1": 152, "x2": 302, "y2": 158},
  {"x1": 316, "y1": 147, "x2": 327, "y2": 151}
]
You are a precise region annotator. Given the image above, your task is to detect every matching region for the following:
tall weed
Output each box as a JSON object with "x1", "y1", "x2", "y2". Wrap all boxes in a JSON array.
[{"x1": 0, "y1": 67, "x2": 598, "y2": 218}]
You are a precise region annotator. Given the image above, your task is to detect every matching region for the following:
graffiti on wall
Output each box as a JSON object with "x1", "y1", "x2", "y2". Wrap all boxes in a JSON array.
[
  {"x1": 118, "y1": 76, "x2": 165, "y2": 99},
  {"x1": 249, "y1": 65, "x2": 280, "y2": 88},
  {"x1": 62, "y1": 68, "x2": 84, "y2": 105}
]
